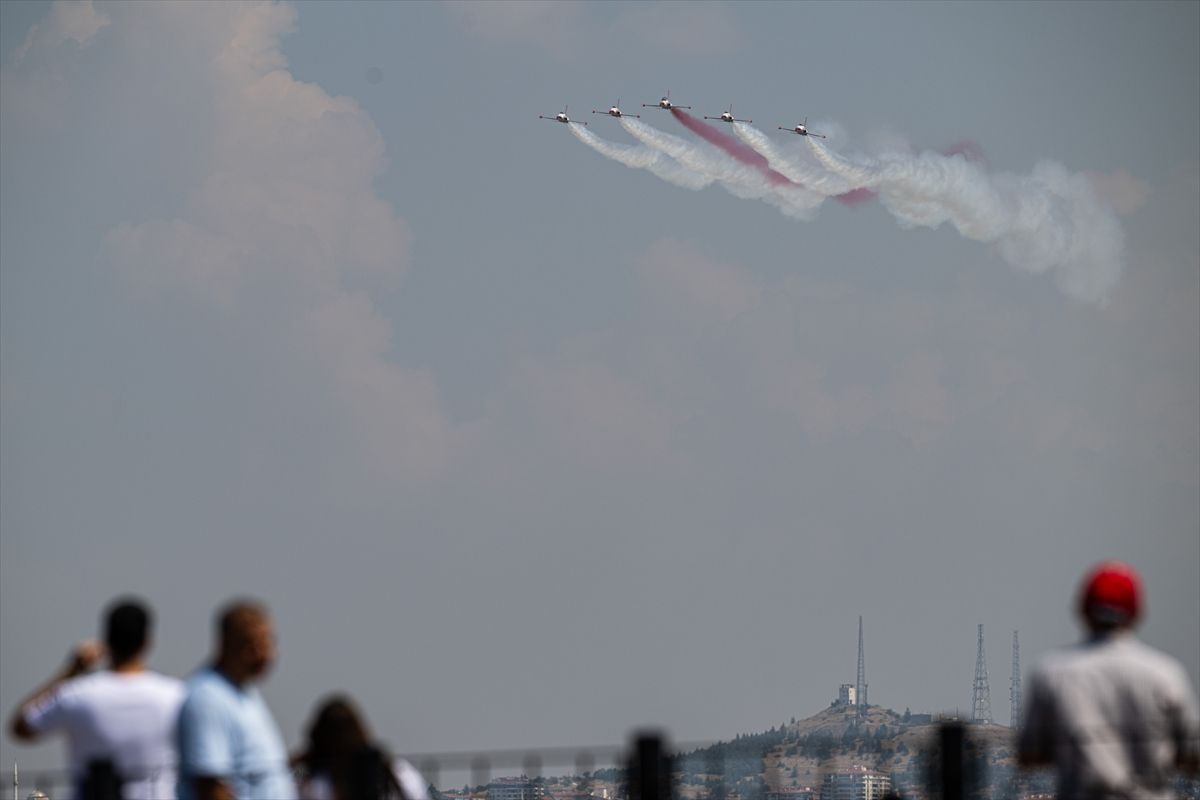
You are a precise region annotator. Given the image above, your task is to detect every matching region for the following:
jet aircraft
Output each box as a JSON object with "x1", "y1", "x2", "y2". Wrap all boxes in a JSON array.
[
  {"x1": 704, "y1": 105, "x2": 751, "y2": 124},
  {"x1": 540, "y1": 105, "x2": 585, "y2": 125},
  {"x1": 779, "y1": 117, "x2": 826, "y2": 138},
  {"x1": 643, "y1": 90, "x2": 691, "y2": 111},
  {"x1": 593, "y1": 99, "x2": 639, "y2": 119}
]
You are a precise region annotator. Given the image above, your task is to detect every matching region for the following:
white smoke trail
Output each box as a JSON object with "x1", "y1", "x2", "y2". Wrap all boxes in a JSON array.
[
  {"x1": 808, "y1": 138, "x2": 1124, "y2": 304},
  {"x1": 731, "y1": 122, "x2": 862, "y2": 197},
  {"x1": 618, "y1": 118, "x2": 824, "y2": 220},
  {"x1": 569, "y1": 123, "x2": 712, "y2": 191},
  {"x1": 570, "y1": 112, "x2": 1123, "y2": 303}
]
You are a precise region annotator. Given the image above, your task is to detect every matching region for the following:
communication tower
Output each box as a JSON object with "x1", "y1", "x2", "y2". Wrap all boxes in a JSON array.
[
  {"x1": 972, "y1": 624, "x2": 993, "y2": 724},
  {"x1": 856, "y1": 616, "x2": 868, "y2": 719},
  {"x1": 1010, "y1": 630, "x2": 1022, "y2": 729}
]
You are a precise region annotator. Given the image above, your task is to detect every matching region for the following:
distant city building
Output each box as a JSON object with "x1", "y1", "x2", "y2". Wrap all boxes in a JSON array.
[
  {"x1": 820, "y1": 766, "x2": 891, "y2": 800},
  {"x1": 766, "y1": 789, "x2": 809, "y2": 800},
  {"x1": 490, "y1": 777, "x2": 536, "y2": 800},
  {"x1": 767, "y1": 788, "x2": 815, "y2": 800}
]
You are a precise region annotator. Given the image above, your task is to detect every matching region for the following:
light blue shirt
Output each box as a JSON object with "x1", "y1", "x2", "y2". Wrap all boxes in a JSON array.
[{"x1": 176, "y1": 668, "x2": 296, "y2": 800}]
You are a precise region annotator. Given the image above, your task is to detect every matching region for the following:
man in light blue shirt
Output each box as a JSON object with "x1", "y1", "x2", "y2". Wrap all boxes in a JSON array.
[{"x1": 177, "y1": 600, "x2": 296, "y2": 800}]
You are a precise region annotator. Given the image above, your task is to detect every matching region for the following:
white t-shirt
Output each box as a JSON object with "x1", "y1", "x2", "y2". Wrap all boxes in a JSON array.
[
  {"x1": 25, "y1": 670, "x2": 185, "y2": 800},
  {"x1": 1019, "y1": 633, "x2": 1200, "y2": 800}
]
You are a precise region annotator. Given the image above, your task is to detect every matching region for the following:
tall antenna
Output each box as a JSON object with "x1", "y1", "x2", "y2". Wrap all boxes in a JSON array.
[
  {"x1": 856, "y1": 616, "x2": 868, "y2": 719},
  {"x1": 972, "y1": 624, "x2": 993, "y2": 724},
  {"x1": 1010, "y1": 630, "x2": 1022, "y2": 729}
]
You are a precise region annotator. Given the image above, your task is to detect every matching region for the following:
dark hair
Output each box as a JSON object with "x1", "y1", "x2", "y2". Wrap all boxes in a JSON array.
[
  {"x1": 216, "y1": 598, "x2": 269, "y2": 644},
  {"x1": 300, "y1": 696, "x2": 406, "y2": 800},
  {"x1": 103, "y1": 598, "x2": 151, "y2": 664}
]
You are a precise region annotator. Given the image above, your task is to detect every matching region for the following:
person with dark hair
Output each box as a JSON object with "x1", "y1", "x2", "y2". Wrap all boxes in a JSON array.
[
  {"x1": 1018, "y1": 561, "x2": 1200, "y2": 799},
  {"x1": 8, "y1": 597, "x2": 184, "y2": 799},
  {"x1": 176, "y1": 599, "x2": 296, "y2": 800},
  {"x1": 295, "y1": 696, "x2": 429, "y2": 800}
]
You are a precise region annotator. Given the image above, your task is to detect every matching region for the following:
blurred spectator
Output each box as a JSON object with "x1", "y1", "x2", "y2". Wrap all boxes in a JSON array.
[
  {"x1": 8, "y1": 597, "x2": 184, "y2": 800},
  {"x1": 295, "y1": 695, "x2": 429, "y2": 800},
  {"x1": 1018, "y1": 561, "x2": 1200, "y2": 799},
  {"x1": 176, "y1": 599, "x2": 296, "y2": 800}
]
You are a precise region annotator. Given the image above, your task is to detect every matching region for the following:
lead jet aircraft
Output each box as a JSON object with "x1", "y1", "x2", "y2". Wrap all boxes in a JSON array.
[
  {"x1": 704, "y1": 104, "x2": 751, "y2": 124},
  {"x1": 643, "y1": 90, "x2": 691, "y2": 111},
  {"x1": 540, "y1": 105, "x2": 585, "y2": 125},
  {"x1": 779, "y1": 117, "x2": 826, "y2": 138},
  {"x1": 593, "y1": 99, "x2": 639, "y2": 119}
]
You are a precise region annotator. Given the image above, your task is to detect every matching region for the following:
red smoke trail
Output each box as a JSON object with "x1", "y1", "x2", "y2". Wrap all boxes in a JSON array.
[
  {"x1": 670, "y1": 108, "x2": 872, "y2": 207},
  {"x1": 667, "y1": 110, "x2": 986, "y2": 209},
  {"x1": 669, "y1": 108, "x2": 793, "y2": 186}
]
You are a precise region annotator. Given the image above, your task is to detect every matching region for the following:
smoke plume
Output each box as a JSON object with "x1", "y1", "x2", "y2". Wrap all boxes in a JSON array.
[
  {"x1": 669, "y1": 108, "x2": 792, "y2": 187},
  {"x1": 619, "y1": 116, "x2": 824, "y2": 220},
  {"x1": 569, "y1": 122, "x2": 712, "y2": 190},
  {"x1": 730, "y1": 121, "x2": 874, "y2": 206},
  {"x1": 671, "y1": 110, "x2": 872, "y2": 207},
  {"x1": 561, "y1": 111, "x2": 1125, "y2": 303},
  {"x1": 807, "y1": 137, "x2": 1124, "y2": 304}
]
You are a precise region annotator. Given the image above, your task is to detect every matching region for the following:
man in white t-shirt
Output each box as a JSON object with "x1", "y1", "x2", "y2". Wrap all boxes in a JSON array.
[
  {"x1": 9, "y1": 598, "x2": 185, "y2": 800},
  {"x1": 1018, "y1": 561, "x2": 1200, "y2": 799}
]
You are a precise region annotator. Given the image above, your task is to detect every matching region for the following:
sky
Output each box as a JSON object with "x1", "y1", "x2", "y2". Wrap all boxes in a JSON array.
[{"x1": 1, "y1": 0, "x2": 1198, "y2": 776}]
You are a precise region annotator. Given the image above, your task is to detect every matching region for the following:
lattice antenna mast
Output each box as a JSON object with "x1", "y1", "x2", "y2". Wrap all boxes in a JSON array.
[
  {"x1": 972, "y1": 624, "x2": 993, "y2": 724},
  {"x1": 1010, "y1": 630, "x2": 1022, "y2": 730},
  {"x1": 856, "y1": 616, "x2": 868, "y2": 719}
]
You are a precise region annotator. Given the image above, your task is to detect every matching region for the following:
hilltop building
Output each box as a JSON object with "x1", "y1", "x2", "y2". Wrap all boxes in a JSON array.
[
  {"x1": 820, "y1": 766, "x2": 891, "y2": 800},
  {"x1": 833, "y1": 618, "x2": 868, "y2": 713}
]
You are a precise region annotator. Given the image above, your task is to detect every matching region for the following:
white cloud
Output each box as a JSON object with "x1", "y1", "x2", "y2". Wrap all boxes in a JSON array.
[
  {"x1": 884, "y1": 351, "x2": 952, "y2": 446},
  {"x1": 2, "y1": 0, "x2": 114, "y2": 130},
  {"x1": 758, "y1": 354, "x2": 878, "y2": 440},
  {"x1": 507, "y1": 359, "x2": 679, "y2": 469},
  {"x1": 102, "y1": 2, "x2": 456, "y2": 485},
  {"x1": 615, "y1": 235, "x2": 1193, "y2": 470},
  {"x1": 633, "y1": 239, "x2": 763, "y2": 324},
  {"x1": 13, "y1": 0, "x2": 110, "y2": 62}
]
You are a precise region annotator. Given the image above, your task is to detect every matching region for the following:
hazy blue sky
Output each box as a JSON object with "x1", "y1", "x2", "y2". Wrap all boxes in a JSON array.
[{"x1": 2, "y1": 0, "x2": 1197, "y2": 773}]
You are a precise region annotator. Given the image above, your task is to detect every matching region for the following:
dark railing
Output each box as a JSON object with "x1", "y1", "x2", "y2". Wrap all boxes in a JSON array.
[{"x1": 10, "y1": 723, "x2": 1200, "y2": 800}]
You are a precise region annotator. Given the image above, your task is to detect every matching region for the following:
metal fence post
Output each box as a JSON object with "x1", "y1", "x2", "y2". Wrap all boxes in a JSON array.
[{"x1": 630, "y1": 731, "x2": 669, "y2": 800}]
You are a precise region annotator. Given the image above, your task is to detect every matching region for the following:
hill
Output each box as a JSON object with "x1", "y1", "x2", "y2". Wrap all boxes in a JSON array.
[{"x1": 671, "y1": 704, "x2": 1018, "y2": 799}]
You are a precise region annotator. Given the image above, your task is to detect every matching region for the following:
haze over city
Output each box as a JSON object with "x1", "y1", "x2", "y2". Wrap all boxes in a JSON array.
[{"x1": 1, "y1": 0, "x2": 1197, "y2": 774}]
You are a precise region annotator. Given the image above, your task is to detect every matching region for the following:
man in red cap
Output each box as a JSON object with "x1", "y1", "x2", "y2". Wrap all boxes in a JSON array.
[{"x1": 1018, "y1": 561, "x2": 1199, "y2": 798}]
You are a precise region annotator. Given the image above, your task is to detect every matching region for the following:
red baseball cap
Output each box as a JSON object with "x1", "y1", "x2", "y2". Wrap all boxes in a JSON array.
[{"x1": 1078, "y1": 561, "x2": 1142, "y2": 626}]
